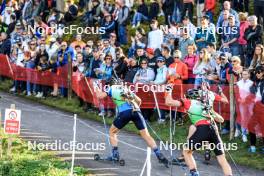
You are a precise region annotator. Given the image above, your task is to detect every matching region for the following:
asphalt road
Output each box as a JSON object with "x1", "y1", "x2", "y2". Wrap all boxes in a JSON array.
[{"x1": 0, "y1": 92, "x2": 263, "y2": 176}]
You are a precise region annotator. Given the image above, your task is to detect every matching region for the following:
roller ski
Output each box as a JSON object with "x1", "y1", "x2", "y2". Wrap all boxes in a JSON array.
[
  {"x1": 203, "y1": 149, "x2": 211, "y2": 165},
  {"x1": 157, "y1": 152, "x2": 169, "y2": 168},
  {"x1": 171, "y1": 156, "x2": 187, "y2": 167},
  {"x1": 93, "y1": 153, "x2": 125, "y2": 166}
]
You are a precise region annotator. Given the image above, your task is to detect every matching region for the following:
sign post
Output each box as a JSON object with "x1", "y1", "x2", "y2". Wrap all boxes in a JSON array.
[{"x1": 4, "y1": 104, "x2": 21, "y2": 158}]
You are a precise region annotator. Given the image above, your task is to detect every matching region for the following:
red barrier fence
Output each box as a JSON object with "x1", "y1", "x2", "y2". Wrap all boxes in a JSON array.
[{"x1": 0, "y1": 55, "x2": 263, "y2": 137}]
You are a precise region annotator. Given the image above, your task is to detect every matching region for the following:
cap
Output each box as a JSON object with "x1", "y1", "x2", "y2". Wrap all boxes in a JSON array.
[
  {"x1": 220, "y1": 52, "x2": 228, "y2": 59},
  {"x1": 146, "y1": 48, "x2": 154, "y2": 55},
  {"x1": 202, "y1": 15, "x2": 210, "y2": 20},
  {"x1": 255, "y1": 66, "x2": 264, "y2": 73},
  {"x1": 156, "y1": 56, "x2": 165, "y2": 62}
]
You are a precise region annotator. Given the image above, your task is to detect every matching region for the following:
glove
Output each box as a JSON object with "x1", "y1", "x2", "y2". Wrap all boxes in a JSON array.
[{"x1": 165, "y1": 84, "x2": 173, "y2": 92}]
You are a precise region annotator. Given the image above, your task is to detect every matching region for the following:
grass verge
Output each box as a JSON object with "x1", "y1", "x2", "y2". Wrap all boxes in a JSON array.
[
  {"x1": 0, "y1": 79, "x2": 264, "y2": 170},
  {"x1": 0, "y1": 130, "x2": 89, "y2": 176}
]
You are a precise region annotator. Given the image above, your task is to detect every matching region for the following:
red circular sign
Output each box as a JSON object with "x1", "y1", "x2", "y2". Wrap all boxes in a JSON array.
[{"x1": 9, "y1": 111, "x2": 17, "y2": 120}]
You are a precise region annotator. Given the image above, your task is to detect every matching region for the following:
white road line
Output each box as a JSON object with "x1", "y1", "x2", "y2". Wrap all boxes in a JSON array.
[
  {"x1": 20, "y1": 135, "x2": 52, "y2": 139},
  {"x1": 88, "y1": 168, "x2": 119, "y2": 171}
]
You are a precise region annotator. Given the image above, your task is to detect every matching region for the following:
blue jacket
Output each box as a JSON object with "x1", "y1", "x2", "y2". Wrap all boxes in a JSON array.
[
  {"x1": 97, "y1": 63, "x2": 113, "y2": 81},
  {"x1": 194, "y1": 27, "x2": 216, "y2": 51},
  {"x1": 85, "y1": 57, "x2": 101, "y2": 78},
  {"x1": 57, "y1": 46, "x2": 75, "y2": 66}
]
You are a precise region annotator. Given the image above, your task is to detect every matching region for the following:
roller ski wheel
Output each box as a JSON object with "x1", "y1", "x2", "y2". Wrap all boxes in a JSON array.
[
  {"x1": 203, "y1": 150, "x2": 211, "y2": 165},
  {"x1": 119, "y1": 159, "x2": 125, "y2": 166},
  {"x1": 94, "y1": 154, "x2": 100, "y2": 161},
  {"x1": 93, "y1": 154, "x2": 125, "y2": 166},
  {"x1": 171, "y1": 158, "x2": 187, "y2": 167},
  {"x1": 158, "y1": 154, "x2": 169, "y2": 168}
]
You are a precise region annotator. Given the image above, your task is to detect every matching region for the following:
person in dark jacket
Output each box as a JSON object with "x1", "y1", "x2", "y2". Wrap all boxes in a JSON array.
[
  {"x1": 148, "y1": 0, "x2": 159, "y2": 20},
  {"x1": 85, "y1": 47, "x2": 102, "y2": 78},
  {"x1": 128, "y1": 28, "x2": 147, "y2": 58},
  {"x1": 85, "y1": 0, "x2": 101, "y2": 26},
  {"x1": 64, "y1": 0, "x2": 78, "y2": 22},
  {"x1": 146, "y1": 48, "x2": 157, "y2": 73},
  {"x1": 35, "y1": 55, "x2": 49, "y2": 98},
  {"x1": 182, "y1": 0, "x2": 194, "y2": 22},
  {"x1": 244, "y1": 15, "x2": 263, "y2": 67},
  {"x1": 162, "y1": 0, "x2": 174, "y2": 25},
  {"x1": 0, "y1": 32, "x2": 11, "y2": 55},
  {"x1": 100, "y1": 13, "x2": 115, "y2": 39},
  {"x1": 116, "y1": 0, "x2": 130, "y2": 45},
  {"x1": 248, "y1": 66, "x2": 264, "y2": 153},
  {"x1": 131, "y1": 0, "x2": 148, "y2": 28},
  {"x1": 161, "y1": 45, "x2": 174, "y2": 67},
  {"x1": 124, "y1": 58, "x2": 139, "y2": 83},
  {"x1": 113, "y1": 47, "x2": 128, "y2": 79},
  {"x1": 232, "y1": 0, "x2": 249, "y2": 13},
  {"x1": 254, "y1": 0, "x2": 264, "y2": 26}
]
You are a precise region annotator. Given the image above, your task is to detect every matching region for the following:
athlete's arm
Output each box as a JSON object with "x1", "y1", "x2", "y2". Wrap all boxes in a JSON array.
[
  {"x1": 133, "y1": 94, "x2": 142, "y2": 106},
  {"x1": 219, "y1": 92, "x2": 228, "y2": 104},
  {"x1": 214, "y1": 92, "x2": 228, "y2": 104},
  {"x1": 165, "y1": 93, "x2": 182, "y2": 107}
]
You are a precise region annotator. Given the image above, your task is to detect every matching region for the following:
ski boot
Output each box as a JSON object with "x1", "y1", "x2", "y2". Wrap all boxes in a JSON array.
[{"x1": 157, "y1": 153, "x2": 169, "y2": 168}]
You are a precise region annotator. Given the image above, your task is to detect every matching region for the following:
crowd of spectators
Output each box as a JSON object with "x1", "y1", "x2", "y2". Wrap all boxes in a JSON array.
[{"x1": 0, "y1": 0, "x2": 263, "y2": 153}]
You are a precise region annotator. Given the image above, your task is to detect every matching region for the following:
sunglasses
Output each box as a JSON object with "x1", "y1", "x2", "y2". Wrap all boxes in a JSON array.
[
  {"x1": 30, "y1": 43, "x2": 36, "y2": 45},
  {"x1": 256, "y1": 71, "x2": 263, "y2": 74},
  {"x1": 157, "y1": 60, "x2": 164, "y2": 63},
  {"x1": 141, "y1": 62, "x2": 147, "y2": 65},
  {"x1": 105, "y1": 57, "x2": 112, "y2": 60}
]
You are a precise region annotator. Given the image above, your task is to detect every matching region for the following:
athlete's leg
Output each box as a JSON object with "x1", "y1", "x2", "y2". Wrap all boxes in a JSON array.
[
  {"x1": 216, "y1": 154, "x2": 233, "y2": 176},
  {"x1": 109, "y1": 124, "x2": 120, "y2": 147},
  {"x1": 183, "y1": 149, "x2": 197, "y2": 171},
  {"x1": 134, "y1": 111, "x2": 168, "y2": 167},
  {"x1": 109, "y1": 110, "x2": 131, "y2": 159},
  {"x1": 139, "y1": 128, "x2": 157, "y2": 148},
  {"x1": 210, "y1": 124, "x2": 232, "y2": 176},
  {"x1": 188, "y1": 125, "x2": 197, "y2": 139}
]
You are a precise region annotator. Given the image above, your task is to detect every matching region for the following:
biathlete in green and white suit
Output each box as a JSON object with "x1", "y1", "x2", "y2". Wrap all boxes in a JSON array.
[
  {"x1": 95, "y1": 83, "x2": 169, "y2": 167},
  {"x1": 165, "y1": 87, "x2": 233, "y2": 176}
]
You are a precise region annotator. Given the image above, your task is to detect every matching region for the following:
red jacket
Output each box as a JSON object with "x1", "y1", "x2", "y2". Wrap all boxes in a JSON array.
[
  {"x1": 204, "y1": 0, "x2": 216, "y2": 13},
  {"x1": 167, "y1": 59, "x2": 188, "y2": 85}
]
